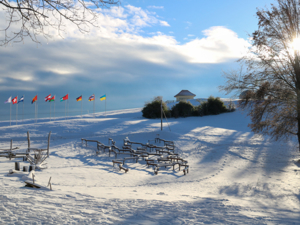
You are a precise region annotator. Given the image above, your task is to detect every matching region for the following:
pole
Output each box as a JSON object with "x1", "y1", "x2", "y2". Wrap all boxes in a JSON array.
[
  {"x1": 16, "y1": 95, "x2": 18, "y2": 125},
  {"x1": 50, "y1": 100, "x2": 51, "y2": 122},
  {"x1": 35, "y1": 101, "x2": 36, "y2": 124},
  {"x1": 36, "y1": 95, "x2": 38, "y2": 123},
  {"x1": 105, "y1": 93, "x2": 107, "y2": 117},
  {"x1": 93, "y1": 94, "x2": 95, "y2": 118},
  {"x1": 22, "y1": 95, "x2": 24, "y2": 122},
  {"x1": 10, "y1": 97, "x2": 11, "y2": 126},
  {"x1": 54, "y1": 95, "x2": 55, "y2": 121},
  {"x1": 65, "y1": 100, "x2": 66, "y2": 120},
  {"x1": 161, "y1": 99, "x2": 163, "y2": 131},
  {"x1": 81, "y1": 97, "x2": 82, "y2": 118},
  {"x1": 67, "y1": 93, "x2": 69, "y2": 120}
]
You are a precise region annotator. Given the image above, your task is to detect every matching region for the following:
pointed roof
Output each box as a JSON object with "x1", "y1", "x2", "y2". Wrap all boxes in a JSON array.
[{"x1": 174, "y1": 90, "x2": 196, "y2": 97}]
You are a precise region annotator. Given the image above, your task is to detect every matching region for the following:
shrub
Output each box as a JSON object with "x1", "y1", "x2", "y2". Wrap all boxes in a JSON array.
[
  {"x1": 227, "y1": 99, "x2": 236, "y2": 112},
  {"x1": 193, "y1": 105, "x2": 204, "y2": 116},
  {"x1": 142, "y1": 96, "x2": 170, "y2": 119},
  {"x1": 201, "y1": 96, "x2": 227, "y2": 115},
  {"x1": 171, "y1": 101, "x2": 194, "y2": 118}
]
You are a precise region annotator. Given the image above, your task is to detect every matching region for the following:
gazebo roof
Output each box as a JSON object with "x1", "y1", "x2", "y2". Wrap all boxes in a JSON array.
[{"x1": 174, "y1": 90, "x2": 196, "y2": 97}]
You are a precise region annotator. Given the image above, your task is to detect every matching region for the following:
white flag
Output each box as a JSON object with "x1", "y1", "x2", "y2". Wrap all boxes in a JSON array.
[{"x1": 4, "y1": 96, "x2": 11, "y2": 104}]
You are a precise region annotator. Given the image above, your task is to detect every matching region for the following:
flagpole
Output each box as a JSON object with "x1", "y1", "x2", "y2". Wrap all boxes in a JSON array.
[
  {"x1": 10, "y1": 96, "x2": 11, "y2": 126},
  {"x1": 16, "y1": 95, "x2": 18, "y2": 125},
  {"x1": 35, "y1": 100, "x2": 36, "y2": 124},
  {"x1": 36, "y1": 94, "x2": 38, "y2": 123},
  {"x1": 105, "y1": 93, "x2": 107, "y2": 117},
  {"x1": 50, "y1": 100, "x2": 51, "y2": 122},
  {"x1": 67, "y1": 93, "x2": 69, "y2": 120},
  {"x1": 65, "y1": 100, "x2": 66, "y2": 120},
  {"x1": 54, "y1": 95, "x2": 56, "y2": 121},
  {"x1": 93, "y1": 93, "x2": 95, "y2": 118},
  {"x1": 81, "y1": 96, "x2": 82, "y2": 118},
  {"x1": 22, "y1": 95, "x2": 24, "y2": 122}
]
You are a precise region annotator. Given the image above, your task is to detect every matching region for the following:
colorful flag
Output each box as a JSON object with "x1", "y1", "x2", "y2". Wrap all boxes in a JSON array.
[
  {"x1": 49, "y1": 96, "x2": 55, "y2": 102},
  {"x1": 60, "y1": 94, "x2": 69, "y2": 102},
  {"x1": 12, "y1": 96, "x2": 18, "y2": 104},
  {"x1": 18, "y1": 96, "x2": 24, "y2": 103},
  {"x1": 4, "y1": 96, "x2": 11, "y2": 104},
  {"x1": 76, "y1": 95, "x2": 82, "y2": 102},
  {"x1": 32, "y1": 95, "x2": 37, "y2": 104},
  {"x1": 45, "y1": 94, "x2": 51, "y2": 102},
  {"x1": 100, "y1": 94, "x2": 106, "y2": 101},
  {"x1": 89, "y1": 94, "x2": 95, "y2": 101}
]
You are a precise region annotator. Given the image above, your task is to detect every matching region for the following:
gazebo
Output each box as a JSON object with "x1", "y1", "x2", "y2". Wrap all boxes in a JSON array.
[{"x1": 174, "y1": 90, "x2": 196, "y2": 102}]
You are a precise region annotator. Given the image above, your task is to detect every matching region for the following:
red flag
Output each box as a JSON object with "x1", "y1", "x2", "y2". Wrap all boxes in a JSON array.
[
  {"x1": 45, "y1": 94, "x2": 51, "y2": 102},
  {"x1": 60, "y1": 94, "x2": 69, "y2": 102},
  {"x1": 32, "y1": 95, "x2": 37, "y2": 104},
  {"x1": 49, "y1": 96, "x2": 55, "y2": 102},
  {"x1": 12, "y1": 96, "x2": 18, "y2": 105},
  {"x1": 89, "y1": 94, "x2": 95, "y2": 101}
]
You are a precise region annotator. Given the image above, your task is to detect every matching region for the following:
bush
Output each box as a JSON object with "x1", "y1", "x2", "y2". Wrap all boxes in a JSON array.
[
  {"x1": 171, "y1": 101, "x2": 194, "y2": 118},
  {"x1": 227, "y1": 99, "x2": 236, "y2": 112},
  {"x1": 201, "y1": 96, "x2": 228, "y2": 115},
  {"x1": 142, "y1": 96, "x2": 231, "y2": 119},
  {"x1": 193, "y1": 105, "x2": 204, "y2": 117},
  {"x1": 142, "y1": 96, "x2": 170, "y2": 119}
]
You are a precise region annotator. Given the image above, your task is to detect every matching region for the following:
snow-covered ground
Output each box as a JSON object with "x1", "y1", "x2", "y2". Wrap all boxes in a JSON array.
[{"x1": 0, "y1": 107, "x2": 300, "y2": 224}]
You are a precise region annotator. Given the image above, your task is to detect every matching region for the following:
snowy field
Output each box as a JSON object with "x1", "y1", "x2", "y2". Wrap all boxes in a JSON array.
[{"x1": 0, "y1": 107, "x2": 300, "y2": 224}]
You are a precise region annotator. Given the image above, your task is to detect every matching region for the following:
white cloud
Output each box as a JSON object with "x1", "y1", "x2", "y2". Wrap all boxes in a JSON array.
[
  {"x1": 147, "y1": 6, "x2": 164, "y2": 9},
  {"x1": 160, "y1": 21, "x2": 170, "y2": 27},
  {"x1": 179, "y1": 26, "x2": 250, "y2": 63}
]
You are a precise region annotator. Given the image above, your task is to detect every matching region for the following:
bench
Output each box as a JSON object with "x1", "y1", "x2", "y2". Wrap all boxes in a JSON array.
[
  {"x1": 119, "y1": 165, "x2": 129, "y2": 173},
  {"x1": 153, "y1": 162, "x2": 178, "y2": 174},
  {"x1": 179, "y1": 163, "x2": 189, "y2": 171},
  {"x1": 81, "y1": 139, "x2": 100, "y2": 147},
  {"x1": 122, "y1": 157, "x2": 139, "y2": 165},
  {"x1": 147, "y1": 162, "x2": 158, "y2": 168},
  {"x1": 183, "y1": 166, "x2": 189, "y2": 175},
  {"x1": 147, "y1": 153, "x2": 162, "y2": 157},
  {"x1": 112, "y1": 160, "x2": 123, "y2": 167},
  {"x1": 157, "y1": 157, "x2": 171, "y2": 163}
]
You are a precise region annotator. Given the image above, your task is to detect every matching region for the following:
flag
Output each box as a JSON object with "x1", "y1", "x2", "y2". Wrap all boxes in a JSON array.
[
  {"x1": 4, "y1": 96, "x2": 11, "y2": 104},
  {"x1": 18, "y1": 96, "x2": 24, "y2": 103},
  {"x1": 49, "y1": 96, "x2": 55, "y2": 102},
  {"x1": 12, "y1": 96, "x2": 18, "y2": 105},
  {"x1": 89, "y1": 94, "x2": 95, "y2": 101},
  {"x1": 45, "y1": 94, "x2": 51, "y2": 102},
  {"x1": 76, "y1": 95, "x2": 82, "y2": 102},
  {"x1": 60, "y1": 94, "x2": 69, "y2": 102},
  {"x1": 100, "y1": 94, "x2": 106, "y2": 101},
  {"x1": 32, "y1": 95, "x2": 37, "y2": 104}
]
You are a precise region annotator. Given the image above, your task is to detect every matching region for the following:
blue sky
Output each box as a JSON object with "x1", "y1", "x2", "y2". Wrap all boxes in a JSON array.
[{"x1": 0, "y1": 0, "x2": 276, "y2": 120}]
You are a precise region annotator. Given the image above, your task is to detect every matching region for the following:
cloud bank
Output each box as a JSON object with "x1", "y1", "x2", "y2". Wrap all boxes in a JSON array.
[{"x1": 0, "y1": 4, "x2": 249, "y2": 107}]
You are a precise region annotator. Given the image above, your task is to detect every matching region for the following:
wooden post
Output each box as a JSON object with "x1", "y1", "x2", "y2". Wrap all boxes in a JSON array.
[{"x1": 15, "y1": 162, "x2": 20, "y2": 171}]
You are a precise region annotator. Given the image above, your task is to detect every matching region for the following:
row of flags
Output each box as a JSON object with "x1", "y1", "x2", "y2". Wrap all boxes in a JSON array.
[
  {"x1": 4, "y1": 94, "x2": 106, "y2": 104},
  {"x1": 4, "y1": 96, "x2": 24, "y2": 104}
]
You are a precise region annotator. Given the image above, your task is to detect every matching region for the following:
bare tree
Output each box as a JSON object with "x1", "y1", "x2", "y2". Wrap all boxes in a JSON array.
[
  {"x1": 220, "y1": 0, "x2": 300, "y2": 151},
  {"x1": 0, "y1": 0, "x2": 119, "y2": 45}
]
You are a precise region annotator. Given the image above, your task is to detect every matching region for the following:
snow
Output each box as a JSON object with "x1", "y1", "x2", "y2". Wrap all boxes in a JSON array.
[{"x1": 0, "y1": 107, "x2": 300, "y2": 224}]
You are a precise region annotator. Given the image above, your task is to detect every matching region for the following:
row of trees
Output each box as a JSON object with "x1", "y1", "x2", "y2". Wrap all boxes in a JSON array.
[{"x1": 142, "y1": 96, "x2": 235, "y2": 119}]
